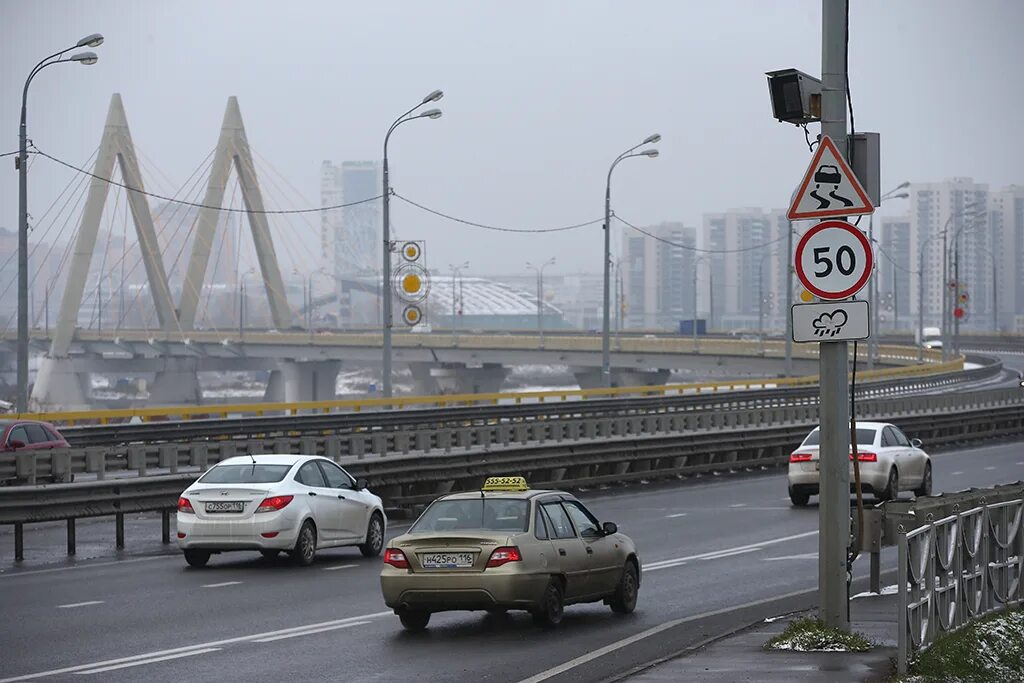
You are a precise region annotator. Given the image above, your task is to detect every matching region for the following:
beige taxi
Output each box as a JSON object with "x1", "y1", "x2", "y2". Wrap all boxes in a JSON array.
[{"x1": 380, "y1": 477, "x2": 641, "y2": 631}]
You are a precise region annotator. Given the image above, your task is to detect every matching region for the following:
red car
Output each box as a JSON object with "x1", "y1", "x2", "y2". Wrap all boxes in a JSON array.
[{"x1": 0, "y1": 420, "x2": 71, "y2": 484}]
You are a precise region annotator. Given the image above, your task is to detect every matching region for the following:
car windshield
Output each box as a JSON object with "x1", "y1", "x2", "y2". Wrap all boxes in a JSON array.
[
  {"x1": 198, "y1": 464, "x2": 291, "y2": 484},
  {"x1": 411, "y1": 498, "x2": 530, "y2": 533},
  {"x1": 801, "y1": 428, "x2": 878, "y2": 447}
]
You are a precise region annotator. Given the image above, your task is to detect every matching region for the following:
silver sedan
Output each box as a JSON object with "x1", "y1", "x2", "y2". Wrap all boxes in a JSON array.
[{"x1": 787, "y1": 421, "x2": 932, "y2": 506}]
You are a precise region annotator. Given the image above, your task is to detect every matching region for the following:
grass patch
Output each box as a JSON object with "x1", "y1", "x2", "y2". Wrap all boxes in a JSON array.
[
  {"x1": 764, "y1": 616, "x2": 873, "y2": 652},
  {"x1": 908, "y1": 608, "x2": 1024, "y2": 682}
]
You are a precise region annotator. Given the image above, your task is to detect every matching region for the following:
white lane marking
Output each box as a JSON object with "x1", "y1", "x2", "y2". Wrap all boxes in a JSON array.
[
  {"x1": 516, "y1": 586, "x2": 823, "y2": 683},
  {"x1": 0, "y1": 555, "x2": 172, "y2": 579},
  {"x1": 254, "y1": 620, "x2": 370, "y2": 642},
  {"x1": 728, "y1": 503, "x2": 747, "y2": 508},
  {"x1": 58, "y1": 601, "x2": 104, "y2": 609},
  {"x1": 74, "y1": 648, "x2": 221, "y2": 675},
  {"x1": 0, "y1": 611, "x2": 391, "y2": 682},
  {"x1": 764, "y1": 553, "x2": 818, "y2": 562},
  {"x1": 201, "y1": 581, "x2": 242, "y2": 588},
  {"x1": 644, "y1": 529, "x2": 817, "y2": 572},
  {"x1": 698, "y1": 547, "x2": 760, "y2": 561},
  {"x1": 322, "y1": 564, "x2": 358, "y2": 571},
  {"x1": 664, "y1": 513, "x2": 687, "y2": 518},
  {"x1": 1018, "y1": 462, "x2": 1024, "y2": 466},
  {"x1": 985, "y1": 466, "x2": 996, "y2": 471},
  {"x1": 952, "y1": 471, "x2": 964, "y2": 476}
]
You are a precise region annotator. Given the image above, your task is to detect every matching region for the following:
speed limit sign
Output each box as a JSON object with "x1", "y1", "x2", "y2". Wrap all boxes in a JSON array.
[{"x1": 794, "y1": 220, "x2": 873, "y2": 300}]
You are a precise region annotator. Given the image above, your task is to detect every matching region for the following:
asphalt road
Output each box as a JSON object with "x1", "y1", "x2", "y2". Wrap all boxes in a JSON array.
[{"x1": 1, "y1": 437, "x2": 1022, "y2": 683}]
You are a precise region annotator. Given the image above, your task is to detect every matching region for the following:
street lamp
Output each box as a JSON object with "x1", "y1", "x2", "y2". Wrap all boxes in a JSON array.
[
  {"x1": 866, "y1": 183, "x2": 909, "y2": 370},
  {"x1": 757, "y1": 252, "x2": 776, "y2": 356},
  {"x1": 693, "y1": 256, "x2": 711, "y2": 352},
  {"x1": 381, "y1": 89, "x2": 444, "y2": 398},
  {"x1": 526, "y1": 258, "x2": 555, "y2": 344},
  {"x1": 974, "y1": 245, "x2": 999, "y2": 333},
  {"x1": 950, "y1": 205, "x2": 987, "y2": 356},
  {"x1": 603, "y1": 135, "x2": 660, "y2": 387},
  {"x1": 448, "y1": 262, "x2": 469, "y2": 344},
  {"x1": 938, "y1": 200, "x2": 981, "y2": 360},
  {"x1": 17, "y1": 34, "x2": 103, "y2": 412}
]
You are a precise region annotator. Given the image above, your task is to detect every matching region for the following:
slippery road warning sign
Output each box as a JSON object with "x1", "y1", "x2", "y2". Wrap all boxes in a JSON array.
[{"x1": 787, "y1": 135, "x2": 874, "y2": 220}]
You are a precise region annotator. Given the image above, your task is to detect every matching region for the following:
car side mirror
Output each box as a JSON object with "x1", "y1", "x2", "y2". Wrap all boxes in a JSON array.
[
  {"x1": 7, "y1": 439, "x2": 25, "y2": 450},
  {"x1": 355, "y1": 478, "x2": 368, "y2": 491},
  {"x1": 910, "y1": 438, "x2": 922, "y2": 448},
  {"x1": 602, "y1": 521, "x2": 618, "y2": 536}
]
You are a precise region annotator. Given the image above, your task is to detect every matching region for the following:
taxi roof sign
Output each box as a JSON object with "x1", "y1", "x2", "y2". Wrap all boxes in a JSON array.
[{"x1": 482, "y1": 476, "x2": 529, "y2": 492}]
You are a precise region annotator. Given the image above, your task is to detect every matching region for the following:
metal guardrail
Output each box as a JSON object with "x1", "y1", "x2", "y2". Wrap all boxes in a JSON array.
[
  {"x1": 10, "y1": 347, "x2": 953, "y2": 426},
  {"x1": 3, "y1": 386, "x2": 1023, "y2": 561},
  {"x1": 896, "y1": 491, "x2": 1024, "y2": 675},
  {"x1": 17, "y1": 356, "x2": 982, "y2": 453}
]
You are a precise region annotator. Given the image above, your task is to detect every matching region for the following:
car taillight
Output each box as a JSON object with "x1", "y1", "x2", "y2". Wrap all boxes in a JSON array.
[
  {"x1": 255, "y1": 495, "x2": 293, "y2": 513},
  {"x1": 177, "y1": 497, "x2": 195, "y2": 514},
  {"x1": 486, "y1": 546, "x2": 522, "y2": 568},
  {"x1": 789, "y1": 453, "x2": 813, "y2": 462},
  {"x1": 384, "y1": 548, "x2": 409, "y2": 569},
  {"x1": 856, "y1": 452, "x2": 877, "y2": 462}
]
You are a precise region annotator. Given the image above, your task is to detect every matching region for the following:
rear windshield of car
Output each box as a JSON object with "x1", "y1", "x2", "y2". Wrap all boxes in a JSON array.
[
  {"x1": 802, "y1": 428, "x2": 877, "y2": 447},
  {"x1": 198, "y1": 464, "x2": 291, "y2": 484},
  {"x1": 411, "y1": 498, "x2": 530, "y2": 533}
]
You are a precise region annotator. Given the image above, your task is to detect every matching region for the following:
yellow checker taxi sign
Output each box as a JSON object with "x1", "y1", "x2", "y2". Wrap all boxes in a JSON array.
[{"x1": 482, "y1": 476, "x2": 528, "y2": 492}]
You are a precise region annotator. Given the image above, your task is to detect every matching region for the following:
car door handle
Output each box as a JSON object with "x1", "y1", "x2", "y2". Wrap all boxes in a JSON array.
[
  {"x1": 558, "y1": 548, "x2": 567, "y2": 556},
  {"x1": 308, "y1": 492, "x2": 317, "y2": 496},
  {"x1": 586, "y1": 547, "x2": 594, "y2": 555}
]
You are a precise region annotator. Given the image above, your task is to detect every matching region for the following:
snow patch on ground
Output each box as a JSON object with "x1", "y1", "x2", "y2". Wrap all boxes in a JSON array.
[{"x1": 852, "y1": 584, "x2": 899, "y2": 599}]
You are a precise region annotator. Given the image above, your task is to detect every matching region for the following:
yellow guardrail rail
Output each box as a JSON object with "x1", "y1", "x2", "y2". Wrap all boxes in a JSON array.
[{"x1": 12, "y1": 353, "x2": 963, "y2": 426}]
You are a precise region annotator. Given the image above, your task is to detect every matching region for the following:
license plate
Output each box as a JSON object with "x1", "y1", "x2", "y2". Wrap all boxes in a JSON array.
[
  {"x1": 421, "y1": 552, "x2": 474, "y2": 569},
  {"x1": 205, "y1": 501, "x2": 245, "y2": 513}
]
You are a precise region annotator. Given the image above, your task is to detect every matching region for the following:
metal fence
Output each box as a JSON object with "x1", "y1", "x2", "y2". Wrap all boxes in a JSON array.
[{"x1": 897, "y1": 497, "x2": 1024, "y2": 674}]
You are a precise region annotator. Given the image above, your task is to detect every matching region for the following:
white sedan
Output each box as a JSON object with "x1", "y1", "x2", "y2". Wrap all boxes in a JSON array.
[
  {"x1": 787, "y1": 421, "x2": 932, "y2": 507},
  {"x1": 177, "y1": 454, "x2": 386, "y2": 567}
]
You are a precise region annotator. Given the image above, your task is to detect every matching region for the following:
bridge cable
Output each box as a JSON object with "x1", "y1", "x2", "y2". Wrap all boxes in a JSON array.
[
  {"x1": 615, "y1": 215, "x2": 788, "y2": 253},
  {"x1": 391, "y1": 192, "x2": 603, "y2": 233}
]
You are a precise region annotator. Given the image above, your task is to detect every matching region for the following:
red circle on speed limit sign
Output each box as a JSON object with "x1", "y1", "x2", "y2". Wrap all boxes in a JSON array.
[{"x1": 795, "y1": 220, "x2": 873, "y2": 300}]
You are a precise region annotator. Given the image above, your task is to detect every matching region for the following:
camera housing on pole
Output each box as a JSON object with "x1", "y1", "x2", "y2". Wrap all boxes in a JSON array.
[{"x1": 765, "y1": 68, "x2": 822, "y2": 125}]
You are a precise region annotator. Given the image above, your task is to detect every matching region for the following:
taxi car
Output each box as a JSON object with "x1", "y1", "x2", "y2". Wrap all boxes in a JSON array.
[
  {"x1": 787, "y1": 422, "x2": 932, "y2": 506},
  {"x1": 380, "y1": 476, "x2": 640, "y2": 631}
]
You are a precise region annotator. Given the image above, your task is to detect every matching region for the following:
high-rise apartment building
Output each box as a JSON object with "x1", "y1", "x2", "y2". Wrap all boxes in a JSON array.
[
  {"x1": 321, "y1": 160, "x2": 383, "y2": 325},
  {"x1": 989, "y1": 185, "x2": 1024, "y2": 331},
  {"x1": 621, "y1": 222, "x2": 696, "y2": 329},
  {"x1": 876, "y1": 216, "x2": 911, "y2": 330},
  {"x1": 700, "y1": 209, "x2": 790, "y2": 331}
]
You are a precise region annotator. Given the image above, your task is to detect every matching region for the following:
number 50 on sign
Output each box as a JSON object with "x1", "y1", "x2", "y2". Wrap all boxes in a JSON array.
[{"x1": 794, "y1": 220, "x2": 873, "y2": 301}]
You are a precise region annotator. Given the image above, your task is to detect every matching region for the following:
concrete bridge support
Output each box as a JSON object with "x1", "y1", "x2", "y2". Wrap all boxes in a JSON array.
[
  {"x1": 31, "y1": 357, "x2": 91, "y2": 411},
  {"x1": 410, "y1": 363, "x2": 510, "y2": 395},
  {"x1": 572, "y1": 367, "x2": 672, "y2": 390},
  {"x1": 265, "y1": 361, "x2": 340, "y2": 403},
  {"x1": 148, "y1": 358, "x2": 203, "y2": 406}
]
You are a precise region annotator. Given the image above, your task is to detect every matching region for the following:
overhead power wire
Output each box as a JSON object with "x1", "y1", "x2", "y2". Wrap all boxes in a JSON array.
[
  {"x1": 392, "y1": 192, "x2": 603, "y2": 233},
  {"x1": 615, "y1": 215, "x2": 787, "y2": 254},
  {"x1": 32, "y1": 146, "x2": 384, "y2": 215}
]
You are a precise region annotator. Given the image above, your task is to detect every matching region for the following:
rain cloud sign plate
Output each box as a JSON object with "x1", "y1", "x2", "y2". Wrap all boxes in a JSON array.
[{"x1": 791, "y1": 300, "x2": 869, "y2": 343}]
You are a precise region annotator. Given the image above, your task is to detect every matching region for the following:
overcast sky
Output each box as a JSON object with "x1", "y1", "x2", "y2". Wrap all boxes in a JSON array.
[{"x1": 2, "y1": 0, "x2": 1021, "y2": 277}]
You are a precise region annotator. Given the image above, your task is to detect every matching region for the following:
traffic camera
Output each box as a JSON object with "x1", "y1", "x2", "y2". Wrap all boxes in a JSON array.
[{"x1": 765, "y1": 68, "x2": 822, "y2": 125}]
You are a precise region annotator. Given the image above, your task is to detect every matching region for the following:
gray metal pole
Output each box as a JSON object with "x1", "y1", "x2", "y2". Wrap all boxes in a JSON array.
[
  {"x1": 18, "y1": 84, "x2": 30, "y2": 413},
  {"x1": 382, "y1": 154, "x2": 393, "y2": 398},
  {"x1": 941, "y1": 227, "x2": 949, "y2": 361},
  {"x1": 953, "y1": 236, "x2": 960, "y2": 356},
  {"x1": 758, "y1": 258, "x2": 765, "y2": 355},
  {"x1": 692, "y1": 261, "x2": 698, "y2": 351},
  {"x1": 992, "y1": 258, "x2": 997, "y2": 333},
  {"x1": 536, "y1": 269, "x2": 542, "y2": 340},
  {"x1": 867, "y1": 214, "x2": 876, "y2": 370},
  {"x1": 784, "y1": 220, "x2": 794, "y2": 376},
  {"x1": 917, "y1": 240, "x2": 927, "y2": 362},
  {"x1": 602, "y1": 181, "x2": 612, "y2": 387},
  {"x1": 818, "y1": 0, "x2": 851, "y2": 631}
]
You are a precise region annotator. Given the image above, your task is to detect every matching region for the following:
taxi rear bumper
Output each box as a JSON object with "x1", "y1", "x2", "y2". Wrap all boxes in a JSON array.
[{"x1": 381, "y1": 569, "x2": 550, "y2": 612}]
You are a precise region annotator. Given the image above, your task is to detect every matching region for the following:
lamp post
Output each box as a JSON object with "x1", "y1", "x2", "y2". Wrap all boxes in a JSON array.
[
  {"x1": 448, "y1": 262, "x2": 469, "y2": 344},
  {"x1": 239, "y1": 268, "x2": 256, "y2": 338},
  {"x1": 693, "y1": 256, "x2": 710, "y2": 352},
  {"x1": 603, "y1": 135, "x2": 660, "y2": 387},
  {"x1": 939, "y1": 201, "x2": 981, "y2": 360},
  {"x1": 757, "y1": 252, "x2": 775, "y2": 356},
  {"x1": 17, "y1": 33, "x2": 103, "y2": 412},
  {"x1": 526, "y1": 258, "x2": 555, "y2": 344},
  {"x1": 974, "y1": 245, "x2": 999, "y2": 333},
  {"x1": 382, "y1": 90, "x2": 443, "y2": 398},
  {"x1": 867, "y1": 183, "x2": 909, "y2": 370}
]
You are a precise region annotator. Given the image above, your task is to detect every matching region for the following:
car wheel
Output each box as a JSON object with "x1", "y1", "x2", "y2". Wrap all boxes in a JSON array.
[
  {"x1": 359, "y1": 512, "x2": 385, "y2": 558},
  {"x1": 914, "y1": 463, "x2": 933, "y2": 498},
  {"x1": 877, "y1": 468, "x2": 899, "y2": 502},
  {"x1": 532, "y1": 579, "x2": 564, "y2": 627},
  {"x1": 290, "y1": 521, "x2": 317, "y2": 566},
  {"x1": 789, "y1": 488, "x2": 810, "y2": 507},
  {"x1": 398, "y1": 608, "x2": 431, "y2": 632},
  {"x1": 183, "y1": 550, "x2": 210, "y2": 568},
  {"x1": 609, "y1": 561, "x2": 639, "y2": 614},
  {"x1": 260, "y1": 550, "x2": 280, "y2": 560}
]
